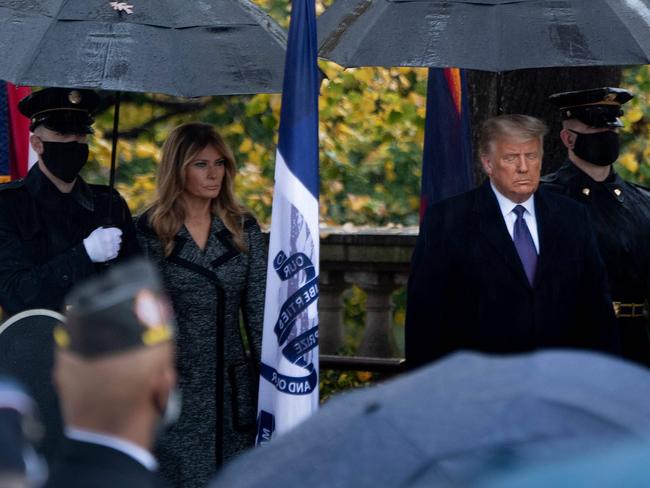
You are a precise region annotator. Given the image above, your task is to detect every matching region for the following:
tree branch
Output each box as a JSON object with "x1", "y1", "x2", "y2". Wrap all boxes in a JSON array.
[{"x1": 103, "y1": 98, "x2": 209, "y2": 140}]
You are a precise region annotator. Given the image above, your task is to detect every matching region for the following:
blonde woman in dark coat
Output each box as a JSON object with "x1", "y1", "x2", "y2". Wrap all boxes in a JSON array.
[{"x1": 135, "y1": 123, "x2": 265, "y2": 488}]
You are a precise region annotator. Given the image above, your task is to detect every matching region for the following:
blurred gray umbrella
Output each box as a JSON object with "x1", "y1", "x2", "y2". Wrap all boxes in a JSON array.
[
  {"x1": 211, "y1": 350, "x2": 650, "y2": 488},
  {"x1": 481, "y1": 437, "x2": 650, "y2": 488},
  {"x1": 317, "y1": 0, "x2": 650, "y2": 71},
  {"x1": 0, "y1": 0, "x2": 287, "y2": 96}
]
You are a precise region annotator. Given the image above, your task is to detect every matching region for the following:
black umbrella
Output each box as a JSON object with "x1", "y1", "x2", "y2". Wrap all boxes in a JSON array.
[
  {"x1": 211, "y1": 350, "x2": 650, "y2": 487},
  {"x1": 0, "y1": 0, "x2": 287, "y2": 205},
  {"x1": 317, "y1": 0, "x2": 650, "y2": 71},
  {"x1": 0, "y1": 0, "x2": 287, "y2": 96}
]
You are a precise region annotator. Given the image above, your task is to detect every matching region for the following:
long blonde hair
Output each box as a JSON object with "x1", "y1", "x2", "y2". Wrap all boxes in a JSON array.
[{"x1": 148, "y1": 123, "x2": 251, "y2": 256}]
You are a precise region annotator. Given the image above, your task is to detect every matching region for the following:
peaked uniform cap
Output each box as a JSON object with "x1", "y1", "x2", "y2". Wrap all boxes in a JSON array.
[
  {"x1": 548, "y1": 87, "x2": 633, "y2": 128},
  {"x1": 18, "y1": 87, "x2": 100, "y2": 134}
]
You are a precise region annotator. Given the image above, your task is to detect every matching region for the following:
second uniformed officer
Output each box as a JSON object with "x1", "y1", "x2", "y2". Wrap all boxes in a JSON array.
[
  {"x1": 542, "y1": 87, "x2": 650, "y2": 367},
  {"x1": 0, "y1": 87, "x2": 139, "y2": 316}
]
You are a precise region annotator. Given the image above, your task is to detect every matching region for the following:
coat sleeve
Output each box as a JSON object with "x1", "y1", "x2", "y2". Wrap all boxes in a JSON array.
[
  {"x1": 110, "y1": 191, "x2": 141, "y2": 260},
  {"x1": 576, "y1": 207, "x2": 621, "y2": 355},
  {"x1": 133, "y1": 214, "x2": 159, "y2": 262},
  {"x1": 241, "y1": 220, "x2": 267, "y2": 366},
  {"x1": 405, "y1": 205, "x2": 453, "y2": 370},
  {"x1": 0, "y1": 194, "x2": 95, "y2": 315}
]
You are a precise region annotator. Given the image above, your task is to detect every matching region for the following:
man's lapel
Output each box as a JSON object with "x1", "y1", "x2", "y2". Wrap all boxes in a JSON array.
[
  {"x1": 532, "y1": 187, "x2": 560, "y2": 288},
  {"x1": 475, "y1": 181, "x2": 531, "y2": 288}
]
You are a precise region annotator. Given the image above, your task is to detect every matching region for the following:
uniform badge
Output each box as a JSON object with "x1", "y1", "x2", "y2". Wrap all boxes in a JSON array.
[{"x1": 68, "y1": 90, "x2": 82, "y2": 105}]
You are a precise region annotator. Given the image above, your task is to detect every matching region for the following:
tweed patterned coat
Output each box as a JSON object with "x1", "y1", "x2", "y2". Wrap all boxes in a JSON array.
[{"x1": 135, "y1": 212, "x2": 265, "y2": 488}]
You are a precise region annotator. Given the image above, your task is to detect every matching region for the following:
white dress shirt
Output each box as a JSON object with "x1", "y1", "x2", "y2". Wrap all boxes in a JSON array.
[
  {"x1": 490, "y1": 182, "x2": 540, "y2": 253},
  {"x1": 66, "y1": 427, "x2": 158, "y2": 472}
]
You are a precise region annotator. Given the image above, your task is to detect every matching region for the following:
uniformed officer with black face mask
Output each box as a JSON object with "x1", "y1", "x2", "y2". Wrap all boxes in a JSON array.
[
  {"x1": 0, "y1": 87, "x2": 140, "y2": 316},
  {"x1": 542, "y1": 87, "x2": 650, "y2": 367}
]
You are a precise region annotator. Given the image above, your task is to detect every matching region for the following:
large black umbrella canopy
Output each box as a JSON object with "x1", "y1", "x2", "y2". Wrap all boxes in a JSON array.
[
  {"x1": 317, "y1": 0, "x2": 650, "y2": 71},
  {"x1": 211, "y1": 350, "x2": 650, "y2": 487},
  {"x1": 0, "y1": 0, "x2": 287, "y2": 96}
]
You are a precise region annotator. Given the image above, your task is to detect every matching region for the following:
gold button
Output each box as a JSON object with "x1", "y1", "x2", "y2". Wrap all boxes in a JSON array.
[
  {"x1": 614, "y1": 188, "x2": 622, "y2": 196},
  {"x1": 581, "y1": 188, "x2": 591, "y2": 196},
  {"x1": 68, "y1": 90, "x2": 82, "y2": 104}
]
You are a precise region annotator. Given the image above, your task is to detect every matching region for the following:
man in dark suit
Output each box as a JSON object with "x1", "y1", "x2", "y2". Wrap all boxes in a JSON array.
[
  {"x1": 45, "y1": 259, "x2": 177, "y2": 488},
  {"x1": 406, "y1": 114, "x2": 619, "y2": 369},
  {"x1": 542, "y1": 87, "x2": 650, "y2": 367}
]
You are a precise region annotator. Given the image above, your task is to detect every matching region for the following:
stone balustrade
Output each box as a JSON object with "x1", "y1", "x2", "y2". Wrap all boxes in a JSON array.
[
  {"x1": 318, "y1": 225, "x2": 418, "y2": 359},
  {"x1": 0, "y1": 226, "x2": 419, "y2": 362}
]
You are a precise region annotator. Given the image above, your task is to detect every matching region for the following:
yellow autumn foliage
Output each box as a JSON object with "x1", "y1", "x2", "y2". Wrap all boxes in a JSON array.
[
  {"x1": 626, "y1": 106, "x2": 644, "y2": 124},
  {"x1": 620, "y1": 66, "x2": 650, "y2": 184},
  {"x1": 347, "y1": 194, "x2": 371, "y2": 212},
  {"x1": 618, "y1": 152, "x2": 639, "y2": 173},
  {"x1": 135, "y1": 142, "x2": 160, "y2": 160}
]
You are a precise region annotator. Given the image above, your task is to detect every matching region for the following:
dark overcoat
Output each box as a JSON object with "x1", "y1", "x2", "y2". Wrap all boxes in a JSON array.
[
  {"x1": 542, "y1": 161, "x2": 650, "y2": 366},
  {"x1": 46, "y1": 438, "x2": 166, "y2": 488},
  {"x1": 135, "y1": 212, "x2": 265, "y2": 488},
  {"x1": 405, "y1": 180, "x2": 620, "y2": 369},
  {"x1": 0, "y1": 164, "x2": 139, "y2": 316}
]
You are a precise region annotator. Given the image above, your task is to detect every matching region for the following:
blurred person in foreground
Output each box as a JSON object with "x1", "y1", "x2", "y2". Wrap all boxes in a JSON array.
[
  {"x1": 406, "y1": 114, "x2": 620, "y2": 369},
  {"x1": 135, "y1": 123, "x2": 266, "y2": 487},
  {"x1": 0, "y1": 87, "x2": 139, "y2": 317},
  {"x1": 45, "y1": 259, "x2": 177, "y2": 488},
  {"x1": 0, "y1": 377, "x2": 46, "y2": 488},
  {"x1": 542, "y1": 87, "x2": 650, "y2": 367}
]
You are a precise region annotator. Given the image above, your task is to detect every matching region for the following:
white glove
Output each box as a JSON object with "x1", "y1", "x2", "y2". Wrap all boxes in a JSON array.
[{"x1": 83, "y1": 227, "x2": 123, "y2": 263}]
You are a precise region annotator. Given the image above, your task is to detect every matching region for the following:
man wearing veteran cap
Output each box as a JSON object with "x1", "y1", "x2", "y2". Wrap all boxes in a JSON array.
[
  {"x1": 46, "y1": 259, "x2": 177, "y2": 488},
  {"x1": 0, "y1": 87, "x2": 139, "y2": 317},
  {"x1": 542, "y1": 87, "x2": 650, "y2": 367}
]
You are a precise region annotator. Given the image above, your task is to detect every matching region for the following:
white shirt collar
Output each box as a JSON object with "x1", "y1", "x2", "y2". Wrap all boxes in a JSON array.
[
  {"x1": 490, "y1": 181, "x2": 536, "y2": 219},
  {"x1": 66, "y1": 427, "x2": 158, "y2": 472}
]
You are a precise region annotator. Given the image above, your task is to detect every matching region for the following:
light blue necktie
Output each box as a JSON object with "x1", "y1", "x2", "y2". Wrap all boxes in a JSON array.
[{"x1": 513, "y1": 205, "x2": 537, "y2": 285}]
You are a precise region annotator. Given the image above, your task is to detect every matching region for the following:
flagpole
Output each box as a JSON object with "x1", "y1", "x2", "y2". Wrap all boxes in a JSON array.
[{"x1": 256, "y1": 0, "x2": 320, "y2": 444}]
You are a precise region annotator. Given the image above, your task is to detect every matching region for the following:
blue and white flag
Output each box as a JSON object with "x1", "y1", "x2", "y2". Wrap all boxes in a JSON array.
[{"x1": 256, "y1": 0, "x2": 319, "y2": 445}]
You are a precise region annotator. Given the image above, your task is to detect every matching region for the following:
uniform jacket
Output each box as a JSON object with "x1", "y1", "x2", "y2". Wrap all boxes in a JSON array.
[
  {"x1": 0, "y1": 165, "x2": 139, "y2": 316},
  {"x1": 542, "y1": 161, "x2": 650, "y2": 366},
  {"x1": 135, "y1": 212, "x2": 266, "y2": 488},
  {"x1": 45, "y1": 438, "x2": 166, "y2": 488},
  {"x1": 405, "y1": 180, "x2": 620, "y2": 369}
]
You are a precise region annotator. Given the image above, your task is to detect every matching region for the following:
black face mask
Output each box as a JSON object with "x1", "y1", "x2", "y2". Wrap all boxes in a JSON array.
[
  {"x1": 569, "y1": 129, "x2": 620, "y2": 167},
  {"x1": 41, "y1": 141, "x2": 89, "y2": 183}
]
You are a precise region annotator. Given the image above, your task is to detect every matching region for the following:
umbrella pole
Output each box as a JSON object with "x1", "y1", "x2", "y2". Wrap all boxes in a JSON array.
[
  {"x1": 107, "y1": 91, "x2": 121, "y2": 226},
  {"x1": 496, "y1": 72, "x2": 503, "y2": 115}
]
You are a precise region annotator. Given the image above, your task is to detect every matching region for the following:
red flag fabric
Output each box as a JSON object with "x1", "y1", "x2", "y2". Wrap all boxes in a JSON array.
[
  {"x1": 420, "y1": 68, "x2": 473, "y2": 221},
  {"x1": 7, "y1": 83, "x2": 31, "y2": 180}
]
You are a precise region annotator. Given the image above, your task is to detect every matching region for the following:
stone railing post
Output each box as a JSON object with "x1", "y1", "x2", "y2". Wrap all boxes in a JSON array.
[
  {"x1": 318, "y1": 225, "x2": 417, "y2": 360},
  {"x1": 318, "y1": 270, "x2": 347, "y2": 354},
  {"x1": 346, "y1": 271, "x2": 399, "y2": 358}
]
